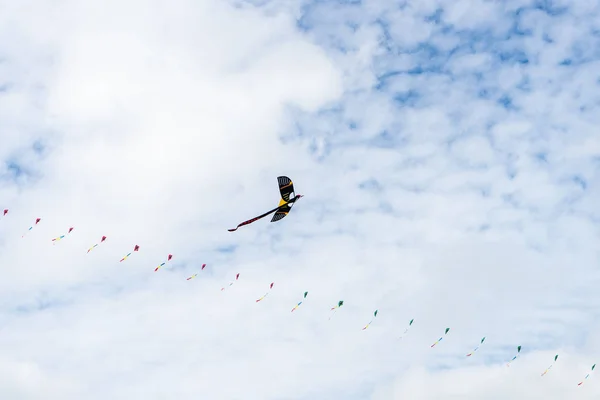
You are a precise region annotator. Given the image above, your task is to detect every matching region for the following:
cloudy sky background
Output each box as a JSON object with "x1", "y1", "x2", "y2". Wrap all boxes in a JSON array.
[{"x1": 1, "y1": 0, "x2": 600, "y2": 398}]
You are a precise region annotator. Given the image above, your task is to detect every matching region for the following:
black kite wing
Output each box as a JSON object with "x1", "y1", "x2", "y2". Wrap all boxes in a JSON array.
[
  {"x1": 277, "y1": 176, "x2": 295, "y2": 202},
  {"x1": 271, "y1": 201, "x2": 292, "y2": 222},
  {"x1": 270, "y1": 176, "x2": 304, "y2": 222}
]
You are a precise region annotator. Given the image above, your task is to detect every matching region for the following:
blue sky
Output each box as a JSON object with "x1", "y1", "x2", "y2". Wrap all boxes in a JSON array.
[{"x1": 0, "y1": 0, "x2": 600, "y2": 398}]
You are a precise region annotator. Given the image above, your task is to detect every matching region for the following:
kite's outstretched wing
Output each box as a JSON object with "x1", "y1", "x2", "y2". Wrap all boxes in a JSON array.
[
  {"x1": 270, "y1": 176, "x2": 298, "y2": 222},
  {"x1": 271, "y1": 201, "x2": 292, "y2": 222},
  {"x1": 277, "y1": 176, "x2": 295, "y2": 202}
]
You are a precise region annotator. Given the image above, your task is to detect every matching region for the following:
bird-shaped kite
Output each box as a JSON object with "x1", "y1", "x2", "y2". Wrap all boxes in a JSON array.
[{"x1": 228, "y1": 176, "x2": 303, "y2": 231}]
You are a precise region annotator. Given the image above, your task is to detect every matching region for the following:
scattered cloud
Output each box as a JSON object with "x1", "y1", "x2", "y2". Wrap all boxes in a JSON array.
[{"x1": 1, "y1": 0, "x2": 600, "y2": 398}]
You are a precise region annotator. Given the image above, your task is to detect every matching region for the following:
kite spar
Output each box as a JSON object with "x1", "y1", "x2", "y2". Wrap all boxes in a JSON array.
[{"x1": 228, "y1": 176, "x2": 303, "y2": 231}]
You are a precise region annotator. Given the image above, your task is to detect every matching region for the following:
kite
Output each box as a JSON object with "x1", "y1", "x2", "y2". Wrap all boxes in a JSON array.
[
  {"x1": 52, "y1": 227, "x2": 74, "y2": 243},
  {"x1": 399, "y1": 319, "x2": 414, "y2": 339},
  {"x1": 221, "y1": 273, "x2": 240, "y2": 291},
  {"x1": 541, "y1": 354, "x2": 559, "y2": 376},
  {"x1": 87, "y1": 236, "x2": 107, "y2": 253},
  {"x1": 0, "y1": 209, "x2": 7, "y2": 219},
  {"x1": 119, "y1": 245, "x2": 139, "y2": 262},
  {"x1": 186, "y1": 264, "x2": 206, "y2": 280},
  {"x1": 256, "y1": 282, "x2": 274, "y2": 303},
  {"x1": 291, "y1": 291, "x2": 308, "y2": 312},
  {"x1": 362, "y1": 310, "x2": 378, "y2": 330},
  {"x1": 328, "y1": 300, "x2": 344, "y2": 320},
  {"x1": 228, "y1": 176, "x2": 303, "y2": 232},
  {"x1": 431, "y1": 328, "x2": 450, "y2": 348},
  {"x1": 506, "y1": 345, "x2": 522, "y2": 366},
  {"x1": 21, "y1": 218, "x2": 41, "y2": 238},
  {"x1": 154, "y1": 254, "x2": 173, "y2": 272},
  {"x1": 466, "y1": 337, "x2": 486, "y2": 357},
  {"x1": 578, "y1": 364, "x2": 596, "y2": 386}
]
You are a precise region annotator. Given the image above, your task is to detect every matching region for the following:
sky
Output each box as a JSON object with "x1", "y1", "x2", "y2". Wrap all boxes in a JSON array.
[{"x1": 0, "y1": 0, "x2": 600, "y2": 398}]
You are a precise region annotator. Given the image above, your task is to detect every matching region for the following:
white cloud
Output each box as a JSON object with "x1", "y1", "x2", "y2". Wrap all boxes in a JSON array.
[{"x1": 1, "y1": 0, "x2": 600, "y2": 399}]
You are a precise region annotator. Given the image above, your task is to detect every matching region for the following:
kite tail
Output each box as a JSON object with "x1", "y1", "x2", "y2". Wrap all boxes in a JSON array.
[
  {"x1": 256, "y1": 283, "x2": 274, "y2": 302},
  {"x1": 228, "y1": 206, "x2": 280, "y2": 232},
  {"x1": 328, "y1": 308, "x2": 340, "y2": 321},
  {"x1": 22, "y1": 218, "x2": 41, "y2": 238},
  {"x1": 256, "y1": 292, "x2": 269, "y2": 303},
  {"x1": 155, "y1": 256, "x2": 172, "y2": 272},
  {"x1": 221, "y1": 274, "x2": 239, "y2": 291},
  {"x1": 291, "y1": 302, "x2": 302, "y2": 312},
  {"x1": 431, "y1": 337, "x2": 443, "y2": 348},
  {"x1": 466, "y1": 346, "x2": 480, "y2": 357},
  {"x1": 577, "y1": 364, "x2": 595, "y2": 386},
  {"x1": 541, "y1": 365, "x2": 553, "y2": 376},
  {"x1": 52, "y1": 228, "x2": 73, "y2": 244},
  {"x1": 398, "y1": 321, "x2": 414, "y2": 339},
  {"x1": 466, "y1": 338, "x2": 486, "y2": 357}
]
